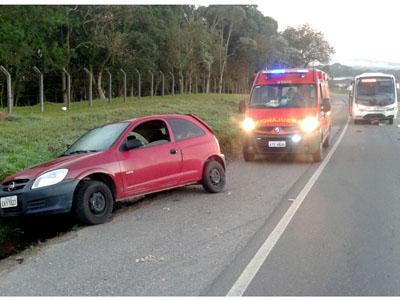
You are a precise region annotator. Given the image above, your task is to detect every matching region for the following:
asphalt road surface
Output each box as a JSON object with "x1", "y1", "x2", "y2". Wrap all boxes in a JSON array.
[{"x1": 2, "y1": 93, "x2": 398, "y2": 296}]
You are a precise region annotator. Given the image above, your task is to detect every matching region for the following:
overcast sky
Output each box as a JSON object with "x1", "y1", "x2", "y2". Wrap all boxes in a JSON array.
[{"x1": 257, "y1": 0, "x2": 400, "y2": 65}]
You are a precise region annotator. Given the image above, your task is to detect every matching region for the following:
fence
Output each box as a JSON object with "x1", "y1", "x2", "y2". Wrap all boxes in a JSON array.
[{"x1": 0, "y1": 65, "x2": 249, "y2": 115}]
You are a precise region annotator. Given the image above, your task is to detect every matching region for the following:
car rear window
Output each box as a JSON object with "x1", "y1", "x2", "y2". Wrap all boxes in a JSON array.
[{"x1": 167, "y1": 118, "x2": 205, "y2": 141}]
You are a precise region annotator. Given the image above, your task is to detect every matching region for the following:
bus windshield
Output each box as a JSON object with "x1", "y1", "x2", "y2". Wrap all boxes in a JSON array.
[
  {"x1": 356, "y1": 77, "x2": 395, "y2": 106},
  {"x1": 249, "y1": 84, "x2": 317, "y2": 109}
]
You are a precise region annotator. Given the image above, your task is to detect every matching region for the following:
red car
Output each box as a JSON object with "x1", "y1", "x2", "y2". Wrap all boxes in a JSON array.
[{"x1": 0, "y1": 114, "x2": 226, "y2": 225}]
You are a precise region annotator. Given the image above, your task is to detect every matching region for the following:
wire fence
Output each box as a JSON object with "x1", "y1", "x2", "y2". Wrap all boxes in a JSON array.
[{"x1": 0, "y1": 65, "x2": 250, "y2": 114}]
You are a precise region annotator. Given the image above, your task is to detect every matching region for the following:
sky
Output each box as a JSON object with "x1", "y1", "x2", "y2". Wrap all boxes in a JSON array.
[{"x1": 257, "y1": 0, "x2": 400, "y2": 66}]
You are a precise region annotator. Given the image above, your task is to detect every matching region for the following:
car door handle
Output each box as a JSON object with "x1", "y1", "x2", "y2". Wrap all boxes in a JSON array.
[{"x1": 170, "y1": 149, "x2": 177, "y2": 155}]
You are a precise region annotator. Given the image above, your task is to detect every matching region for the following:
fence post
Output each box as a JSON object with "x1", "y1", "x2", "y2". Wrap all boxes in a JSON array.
[
  {"x1": 159, "y1": 71, "x2": 165, "y2": 97},
  {"x1": 32, "y1": 66, "x2": 44, "y2": 113},
  {"x1": 83, "y1": 67, "x2": 93, "y2": 107},
  {"x1": 106, "y1": 69, "x2": 112, "y2": 103},
  {"x1": 0, "y1": 66, "x2": 13, "y2": 115},
  {"x1": 62, "y1": 68, "x2": 71, "y2": 110},
  {"x1": 179, "y1": 71, "x2": 184, "y2": 94},
  {"x1": 120, "y1": 68, "x2": 127, "y2": 102},
  {"x1": 148, "y1": 70, "x2": 154, "y2": 97},
  {"x1": 135, "y1": 69, "x2": 141, "y2": 98},
  {"x1": 169, "y1": 71, "x2": 175, "y2": 96}
]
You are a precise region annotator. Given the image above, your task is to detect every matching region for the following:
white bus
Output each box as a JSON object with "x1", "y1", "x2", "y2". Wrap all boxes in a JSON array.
[{"x1": 349, "y1": 72, "x2": 398, "y2": 124}]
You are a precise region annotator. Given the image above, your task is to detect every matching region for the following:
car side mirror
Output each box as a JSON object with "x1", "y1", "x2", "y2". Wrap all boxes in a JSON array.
[
  {"x1": 239, "y1": 99, "x2": 247, "y2": 113},
  {"x1": 124, "y1": 139, "x2": 142, "y2": 151},
  {"x1": 321, "y1": 98, "x2": 331, "y2": 112}
]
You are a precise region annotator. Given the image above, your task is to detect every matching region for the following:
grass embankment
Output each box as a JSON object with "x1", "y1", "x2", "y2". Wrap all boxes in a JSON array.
[{"x1": 0, "y1": 93, "x2": 245, "y2": 257}]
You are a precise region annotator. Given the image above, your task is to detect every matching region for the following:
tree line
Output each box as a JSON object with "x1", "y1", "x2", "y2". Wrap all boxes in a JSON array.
[{"x1": 0, "y1": 5, "x2": 335, "y2": 107}]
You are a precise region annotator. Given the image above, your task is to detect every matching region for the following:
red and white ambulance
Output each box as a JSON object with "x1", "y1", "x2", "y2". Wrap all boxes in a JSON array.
[{"x1": 241, "y1": 68, "x2": 332, "y2": 162}]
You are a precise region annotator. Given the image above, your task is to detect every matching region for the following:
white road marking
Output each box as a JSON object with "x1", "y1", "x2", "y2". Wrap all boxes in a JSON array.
[{"x1": 227, "y1": 118, "x2": 350, "y2": 296}]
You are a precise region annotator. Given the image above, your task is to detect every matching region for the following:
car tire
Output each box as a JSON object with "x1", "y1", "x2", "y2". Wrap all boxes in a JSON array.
[
  {"x1": 323, "y1": 127, "x2": 331, "y2": 148},
  {"x1": 354, "y1": 119, "x2": 360, "y2": 125},
  {"x1": 243, "y1": 149, "x2": 255, "y2": 162},
  {"x1": 202, "y1": 160, "x2": 226, "y2": 193},
  {"x1": 74, "y1": 180, "x2": 114, "y2": 225},
  {"x1": 389, "y1": 119, "x2": 394, "y2": 125},
  {"x1": 312, "y1": 139, "x2": 323, "y2": 163}
]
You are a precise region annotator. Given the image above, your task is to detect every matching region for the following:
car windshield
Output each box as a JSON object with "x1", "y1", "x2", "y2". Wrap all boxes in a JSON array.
[
  {"x1": 355, "y1": 77, "x2": 395, "y2": 106},
  {"x1": 249, "y1": 84, "x2": 317, "y2": 108},
  {"x1": 63, "y1": 122, "x2": 130, "y2": 156}
]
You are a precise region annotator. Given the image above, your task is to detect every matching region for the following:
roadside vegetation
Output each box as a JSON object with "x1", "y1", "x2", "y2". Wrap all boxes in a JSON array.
[{"x1": 0, "y1": 93, "x2": 244, "y2": 258}]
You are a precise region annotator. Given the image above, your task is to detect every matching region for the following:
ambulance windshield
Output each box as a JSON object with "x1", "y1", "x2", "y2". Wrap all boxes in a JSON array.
[{"x1": 249, "y1": 84, "x2": 317, "y2": 108}]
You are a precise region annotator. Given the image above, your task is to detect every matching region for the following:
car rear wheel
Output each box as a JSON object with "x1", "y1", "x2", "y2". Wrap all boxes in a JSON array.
[
  {"x1": 202, "y1": 160, "x2": 226, "y2": 193},
  {"x1": 74, "y1": 180, "x2": 113, "y2": 225},
  {"x1": 389, "y1": 119, "x2": 394, "y2": 125}
]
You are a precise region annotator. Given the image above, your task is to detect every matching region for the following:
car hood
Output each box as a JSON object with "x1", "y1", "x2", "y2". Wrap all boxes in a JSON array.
[
  {"x1": 246, "y1": 107, "x2": 318, "y2": 126},
  {"x1": 2, "y1": 152, "x2": 101, "y2": 183}
]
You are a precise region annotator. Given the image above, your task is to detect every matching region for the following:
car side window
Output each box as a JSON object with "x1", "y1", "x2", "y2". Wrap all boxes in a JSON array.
[
  {"x1": 167, "y1": 118, "x2": 205, "y2": 141},
  {"x1": 126, "y1": 120, "x2": 171, "y2": 150}
]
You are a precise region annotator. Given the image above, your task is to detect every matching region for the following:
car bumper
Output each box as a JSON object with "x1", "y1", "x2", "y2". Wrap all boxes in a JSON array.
[
  {"x1": 354, "y1": 109, "x2": 397, "y2": 120},
  {"x1": 243, "y1": 132, "x2": 320, "y2": 155},
  {"x1": 0, "y1": 180, "x2": 79, "y2": 217}
]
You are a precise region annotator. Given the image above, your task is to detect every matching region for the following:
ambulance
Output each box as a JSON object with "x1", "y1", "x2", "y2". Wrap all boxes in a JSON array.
[
  {"x1": 241, "y1": 68, "x2": 332, "y2": 162},
  {"x1": 349, "y1": 72, "x2": 398, "y2": 124}
]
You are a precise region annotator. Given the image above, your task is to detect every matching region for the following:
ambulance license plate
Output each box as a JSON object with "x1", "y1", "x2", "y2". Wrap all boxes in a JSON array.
[
  {"x1": 1, "y1": 196, "x2": 18, "y2": 209},
  {"x1": 268, "y1": 141, "x2": 286, "y2": 148}
]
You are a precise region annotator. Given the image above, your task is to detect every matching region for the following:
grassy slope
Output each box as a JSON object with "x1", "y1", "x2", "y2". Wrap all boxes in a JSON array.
[
  {"x1": 0, "y1": 94, "x2": 244, "y2": 252},
  {"x1": 0, "y1": 93, "x2": 244, "y2": 181}
]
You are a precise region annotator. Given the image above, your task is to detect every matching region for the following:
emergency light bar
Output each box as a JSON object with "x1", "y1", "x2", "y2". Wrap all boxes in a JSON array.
[{"x1": 265, "y1": 69, "x2": 309, "y2": 75}]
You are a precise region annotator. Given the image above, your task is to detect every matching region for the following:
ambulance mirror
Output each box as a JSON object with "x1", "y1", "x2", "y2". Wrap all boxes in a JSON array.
[{"x1": 322, "y1": 98, "x2": 331, "y2": 112}]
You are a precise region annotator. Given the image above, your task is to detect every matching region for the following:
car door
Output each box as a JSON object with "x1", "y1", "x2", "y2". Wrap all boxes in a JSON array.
[
  {"x1": 118, "y1": 119, "x2": 182, "y2": 196},
  {"x1": 167, "y1": 117, "x2": 208, "y2": 184}
]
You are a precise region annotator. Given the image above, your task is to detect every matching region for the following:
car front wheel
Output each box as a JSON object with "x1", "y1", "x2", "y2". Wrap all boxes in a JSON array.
[
  {"x1": 74, "y1": 180, "x2": 114, "y2": 225},
  {"x1": 202, "y1": 160, "x2": 226, "y2": 193}
]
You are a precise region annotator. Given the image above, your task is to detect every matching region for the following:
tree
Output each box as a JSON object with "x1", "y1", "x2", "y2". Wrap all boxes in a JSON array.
[{"x1": 281, "y1": 24, "x2": 335, "y2": 67}]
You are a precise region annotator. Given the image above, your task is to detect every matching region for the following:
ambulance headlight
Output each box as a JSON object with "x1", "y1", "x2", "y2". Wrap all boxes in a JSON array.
[
  {"x1": 300, "y1": 117, "x2": 319, "y2": 133},
  {"x1": 291, "y1": 134, "x2": 302, "y2": 143},
  {"x1": 242, "y1": 117, "x2": 256, "y2": 133}
]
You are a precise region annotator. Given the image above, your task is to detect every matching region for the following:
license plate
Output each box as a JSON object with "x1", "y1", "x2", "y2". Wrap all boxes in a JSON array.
[
  {"x1": 268, "y1": 141, "x2": 286, "y2": 148},
  {"x1": 0, "y1": 196, "x2": 18, "y2": 209}
]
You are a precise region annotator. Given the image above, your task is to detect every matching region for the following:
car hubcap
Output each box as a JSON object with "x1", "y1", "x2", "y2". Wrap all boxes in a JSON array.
[
  {"x1": 89, "y1": 192, "x2": 106, "y2": 214},
  {"x1": 210, "y1": 168, "x2": 221, "y2": 185}
]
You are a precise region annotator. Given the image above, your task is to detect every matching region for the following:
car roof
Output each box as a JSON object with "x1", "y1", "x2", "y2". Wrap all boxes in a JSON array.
[{"x1": 124, "y1": 114, "x2": 195, "y2": 123}]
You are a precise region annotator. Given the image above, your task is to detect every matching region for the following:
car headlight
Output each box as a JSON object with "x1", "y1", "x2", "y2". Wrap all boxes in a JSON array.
[
  {"x1": 242, "y1": 117, "x2": 256, "y2": 133},
  {"x1": 300, "y1": 117, "x2": 319, "y2": 133},
  {"x1": 32, "y1": 169, "x2": 68, "y2": 189}
]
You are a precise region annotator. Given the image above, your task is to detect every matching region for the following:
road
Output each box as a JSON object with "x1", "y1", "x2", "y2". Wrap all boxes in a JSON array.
[{"x1": 1, "y1": 93, "x2": 398, "y2": 296}]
